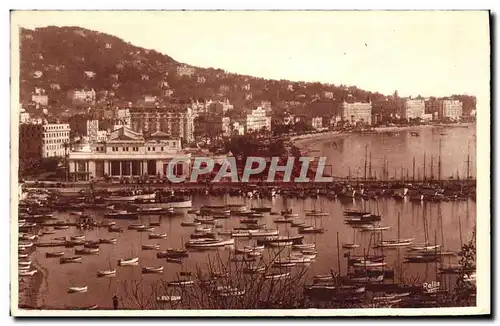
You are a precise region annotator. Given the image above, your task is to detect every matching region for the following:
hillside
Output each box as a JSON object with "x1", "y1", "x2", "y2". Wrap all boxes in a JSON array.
[{"x1": 19, "y1": 26, "x2": 476, "y2": 117}]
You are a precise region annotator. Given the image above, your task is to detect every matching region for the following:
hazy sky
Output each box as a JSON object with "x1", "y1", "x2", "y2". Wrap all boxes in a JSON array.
[{"x1": 13, "y1": 11, "x2": 490, "y2": 104}]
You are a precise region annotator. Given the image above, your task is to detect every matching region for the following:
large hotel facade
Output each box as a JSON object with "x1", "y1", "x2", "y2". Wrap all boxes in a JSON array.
[{"x1": 68, "y1": 126, "x2": 192, "y2": 181}]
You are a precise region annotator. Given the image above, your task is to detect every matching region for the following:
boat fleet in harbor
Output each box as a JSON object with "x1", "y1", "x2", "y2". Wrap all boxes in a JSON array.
[{"x1": 16, "y1": 184, "x2": 476, "y2": 309}]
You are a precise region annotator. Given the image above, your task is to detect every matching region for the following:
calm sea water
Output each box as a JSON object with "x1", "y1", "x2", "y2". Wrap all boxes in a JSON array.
[
  {"x1": 24, "y1": 125, "x2": 477, "y2": 309},
  {"x1": 299, "y1": 125, "x2": 476, "y2": 179}
]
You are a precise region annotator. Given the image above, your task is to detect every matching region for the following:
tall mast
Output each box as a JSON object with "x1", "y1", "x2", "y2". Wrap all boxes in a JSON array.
[
  {"x1": 412, "y1": 156, "x2": 416, "y2": 181},
  {"x1": 438, "y1": 139, "x2": 442, "y2": 182},
  {"x1": 466, "y1": 141, "x2": 470, "y2": 180},
  {"x1": 430, "y1": 155, "x2": 434, "y2": 180},
  {"x1": 368, "y1": 150, "x2": 372, "y2": 180},
  {"x1": 423, "y1": 152, "x2": 427, "y2": 181},
  {"x1": 364, "y1": 145, "x2": 368, "y2": 181}
]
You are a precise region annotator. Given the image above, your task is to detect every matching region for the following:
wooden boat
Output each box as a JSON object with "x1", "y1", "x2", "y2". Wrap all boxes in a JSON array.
[
  {"x1": 99, "y1": 238, "x2": 117, "y2": 244},
  {"x1": 97, "y1": 269, "x2": 116, "y2": 277},
  {"x1": 137, "y1": 227, "x2": 155, "y2": 233},
  {"x1": 231, "y1": 230, "x2": 251, "y2": 238},
  {"x1": 157, "y1": 295, "x2": 181, "y2": 303},
  {"x1": 18, "y1": 242, "x2": 34, "y2": 249},
  {"x1": 74, "y1": 247, "x2": 99, "y2": 255},
  {"x1": 83, "y1": 241, "x2": 100, "y2": 249},
  {"x1": 108, "y1": 226, "x2": 124, "y2": 233},
  {"x1": 19, "y1": 234, "x2": 37, "y2": 241},
  {"x1": 405, "y1": 255, "x2": 441, "y2": 263},
  {"x1": 100, "y1": 221, "x2": 116, "y2": 227},
  {"x1": 128, "y1": 223, "x2": 146, "y2": 230},
  {"x1": 142, "y1": 244, "x2": 161, "y2": 250},
  {"x1": 149, "y1": 233, "x2": 167, "y2": 239},
  {"x1": 264, "y1": 272, "x2": 290, "y2": 280},
  {"x1": 18, "y1": 261, "x2": 32, "y2": 267},
  {"x1": 41, "y1": 230, "x2": 56, "y2": 235},
  {"x1": 167, "y1": 280, "x2": 194, "y2": 287},
  {"x1": 374, "y1": 239, "x2": 413, "y2": 248},
  {"x1": 342, "y1": 243, "x2": 360, "y2": 249},
  {"x1": 290, "y1": 221, "x2": 306, "y2": 227},
  {"x1": 60, "y1": 256, "x2": 82, "y2": 264},
  {"x1": 243, "y1": 266, "x2": 266, "y2": 274},
  {"x1": 46, "y1": 251, "x2": 65, "y2": 258},
  {"x1": 68, "y1": 286, "x2": 88, "y2": 293},
  {"x1": 104, "y1": 211, "x2": 138, "y2": 220},
  {"x1": 166, "y1": 248, "x2": 189, "y2": 257},
  {"x1": 19, "y1": 270, "x2": 37, "y2": 277},
  {"x1": 298, "y1": 226, "x2": 325, "y2": 234},
  {"x1": 149, "y1": 221, "x2": 161, "y2": 227},
  {"x1": 292, "y1": 243, "x2": 316, "y2": 250},
  {"x1": 195, "y1": 226, "x2": 212, "y2": 233},
  {"x1": 353, "y1": 261, "x2": 387, "y2": 268},
  {"x1": 166, "y1": 258, "x2": 183, "y2": 264},
  {"x1": 360, "y1": 225, "x2": 391, "y2": 232},
  {"x1": 273, "y1": 217, "x2": 294, "y2": 224},
  {"x1": 218, "y1": 230, "x2": 233, "y2": 236},
  {"x1": 118, "y1": 257, "x2": 139, "y2": 266},
  {"x1": 305, "y1": 211, "x2": 329, "y2": 217},
  {"x1": 257, "y1": 235, "x2": 303, "y2": 244},
  {"x1": 18, "y1": 253, "x2": 29, "y2": 259},
  {"x1": 410, "y1": 244, "x2": 441, "y2": 251},
  {"x1": 181, "y1": 221, "x2": 201, "y2": 227},
  {"x1": 185, "y1": 238, "x2": 235, "y2": 248},
  {"x1": 267, "y1": 241, "x2": 293, "y2": 247},
  {"x1": 70, "y1": 235, "x2": 85, "y2": 241},
  {"x1": 248, "y1": 229, "x2": 279, "y2": 237},
  {"x1": 142, "y1": 266, "x2": 164, "y2": 273}
]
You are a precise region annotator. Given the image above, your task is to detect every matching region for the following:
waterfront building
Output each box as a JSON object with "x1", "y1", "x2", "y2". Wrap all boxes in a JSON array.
[
  {"x1": 68, "y1": 115, "x2": 100, "y2": 140},
  {"x1": 129, "y1": 105, "x2": 194, "y2": 143},
  {"x1": 20, "y1": 123, "x2": 70, "y2": 160},
  {"x1": 311, "y1": 116, "x2": 323, "y2": 130},
  {"x1": 402, "y1": 99, "x2": 425, "y2": 120},
  {"x1": 246, "y1": 107, "x2": 271, "y2": 132},
  {"x1": 341, "y1": 101, "x2": 372, "y2": 125},
  {"x1": 68, "y1": 126, "x2": 191, "y2": 181},
  {"x1": 438, "y1": 99, "x2": 463, "y2": 120}
]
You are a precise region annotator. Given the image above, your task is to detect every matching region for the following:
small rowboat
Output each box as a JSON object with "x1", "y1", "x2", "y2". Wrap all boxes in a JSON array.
[
  {"x1": 108, "y1": 226, "x2": 123, "y2": 233},
  {"x1": 352, "y1": 261, "x2": 387, "y2": 268},
  {"x1": 167, "y1": 280, "x2": 194, "y2": 287},
  {"x1": 83, "y1": 241, "x2": 100, "y2": 249},
  {"x1": 68, "y1": 286, "x2": 88, "y2": 293},
  {"x1": 19, "y1": 270, "x2": 37, "y2": 277},
  {"x1": 166, "y1": 258, "x2": 183, "y2": 264},
  {"x1": 19, "y1": 265, "x2": 31, "y2": 270},
  {"x1": 149, "y1": 221, "x2": 161, "y2": 227},
  {"x1": 243, "y1": 266, "x2": 266, "y2": 274},
  {"x1": 18, "y1": 261, "x2": 32, "y2": 267},
  {"x1": 70, "y1": 235, "x2": 85, "y2": 241},
  {"x1": 142, "y1": 266, "x2": 164, "y2": 273},
  {"x1": 19, "y1": 253, "x2": 29, "y2": 259},
  {"x1": 264, "y1": 272, "x2": 290, "y2": 280},
  {"x1": 41, "y1": 230, "x2": 56, "y2": 235},
  {"x1": 137, "y1": 227, "x2": 155, "y2": 233},
  {"x1": 75, "y1": 248, "x2": 99, "y2": 255},
  {"x1": 97, "y1": 269, "x2": 116, "y2": 277},
  {"x1": 181, "y1": 221, "x2": 201, "y2": 227},
  {"x1": 157, "y1": 295, "x2": 181, "y2": 303},
  {"x1": 54, "y1": 225, "x2": 69, "y2": 230},
  {"x1": 60, "y1": 256, "x2": 82, "y2": 264},
  {"x1": 342, "y1": 244, "x2": 360, "y2": 249},
  {"x1": 99, "y1": 238, "x2": 117, "y2": 244},
  {"x1": 128, "y1": 224, "x2": 145, "y2": 230},
  {"x1": 118, "y1": 257, "x2": 139, "y2": 266},
  {"x1": 148, "y1": 233, "x2": 167, "y2": 239},
  {"x1": 142, "y1": 244, "x2": 161, "y2": 250},
  {"x1": 101, "y1": 221, "x2": 116, "y2": 227}
]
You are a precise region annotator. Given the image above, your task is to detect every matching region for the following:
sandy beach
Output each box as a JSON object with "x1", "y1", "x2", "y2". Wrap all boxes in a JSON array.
[{"x1": 18, "y1": 251, "x2": 46, "y2": 310}]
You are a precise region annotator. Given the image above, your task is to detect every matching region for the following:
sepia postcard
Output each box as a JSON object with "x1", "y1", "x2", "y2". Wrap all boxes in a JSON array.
[{"x1": 10, "y1": 10, "x2": 490, "y2": 317}]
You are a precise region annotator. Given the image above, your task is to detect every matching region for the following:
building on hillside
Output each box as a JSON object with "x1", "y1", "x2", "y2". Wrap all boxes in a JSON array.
[
  {"x1": 31, "y1": 94, "x2": 48, "y2": 106},
  {"x1": 19, "y1": 110, "x2": 30, "y2": 124},
  {"x1": 129, "y1": 105, "x2": 194, "y2": 143},
  {"x1": 324, "y1": 91, "x2": 334, "y2": 99},
  {"x1": 68, "y1": 89, "x2": 97, "y2": 105},
  {"x1": 246, "y1": 107, "x2": 271, "y2": 132},
  {"x1": 194, "y1": 114, "x2": 223, "y2": 141},
  {"x1": 438, "y1": 99, "x2": 463, "y2": 120},
  {"x1": 283, "y1": 112, "x2": 295, "y2": 125},
  {"x1": 341, "y1": 101, "x2": 373, "y2": 125},
  {"x1": 67, "y1": 126, "x2": 191, "y2": 181},
  {"x1": 402, "y1": 99, "x2": 425, "y2": 120},
  {"x1": 197, "y1": 76, "x2": 207, "y2": 84},
  {"x1": 20, "y1": 123, "x2": 71, "y2": 160},
  {"x1": 177, "y1": 65, "x2": 195, "y2": 77}
]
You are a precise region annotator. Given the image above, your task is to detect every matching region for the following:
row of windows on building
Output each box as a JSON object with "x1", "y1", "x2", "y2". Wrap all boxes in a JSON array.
[
  {"x1": 44, "y1": 125, "x2": 69, "y2": 131},
  {"x1": 43, "y1": 138, "x2": 67, "y2": 144},
  {"x1": 43, "y1": 132, "x2": 69, "y2": 138},
  {"x1": 109, "y1": 146, "x2": 171, "y2": 152},
  {"x1": 45, "y1": 144, "x2": 65, "y2": 151}
]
